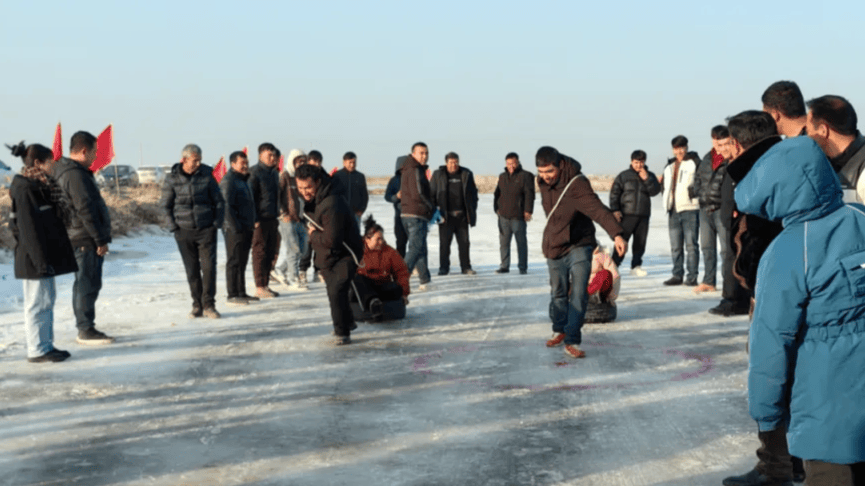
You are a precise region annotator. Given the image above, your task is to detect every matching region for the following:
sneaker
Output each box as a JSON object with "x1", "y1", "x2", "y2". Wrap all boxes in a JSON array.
[
  {"x1": 693, "y1": 283, "x2": 716, "y2": 293},
  {"x1": 519, "y1": 269, "x2": 528, "y2": 275},
  {"x1": 462, "y1": 269, "x2": 477, "y2": 275},
  {"x1": 563, "y1": 344, "x2": 586, "y2": 359},
  {"x1": 663, "y1": 276, "x2": 683, "y2": 286},
  {"x1": 286, "y1": 280, "x2": 308, "y2": 292},
  {"x1": 418, "y1": 283, "x2": 430, "y2": 292},
  {"x1": 709, "y1": 300, "x2": 750, "y2": 317},
  {"x1": 333, "y1": 336, "x2": 352, "y2": 346},
  {"x1": 298, "y1": 273, "x2": 308, "y2": 285},
  {"x1": 369, "y1": 298, "x2": 384, "y2": 318},
  {"x1": 546, "y1": 333, "x2": 565, "y2": 347},
  {"x1": 721, "y1": 468, "x2": 792, "y2": 486},
  {"x1": 189, "y1": 304, "x2": 203, "y2": 318},
  {"x1": 271, "y1": 270, "x2": 288, "y2": 286},
  {"x1": 202, "y1": 307, "x2": 221, "y2": 319},
  {"x1": 76, "y1": 327, "x2": 116, "y2": 345},
  {"x1": 316, "y1": 272, "x2": 325, "y2": 284},
  {"x1": 28, "y1": 348, "x2": 71, "y2": 363},
  {"x1": 256, "y1": 287, "x2": 278, "y2": 299},
  {"x1": 684, "y1": 279, "x2": 698, "y2": 286},
  {"x1": 227, "y1": 297, "x2": 249, "y2": 306},
  {"x1": 630, "y1": 266, "x2": 647, "y2": 277},
  {"x1": 495, "y1": 268, "x2": 509, "y2": 274}
]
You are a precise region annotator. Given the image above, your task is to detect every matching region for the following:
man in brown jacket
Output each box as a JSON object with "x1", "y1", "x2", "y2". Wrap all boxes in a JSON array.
[
  {"x1": 536, "y1": 146, "x2": 626, "y2": 359},
  {"x1": 399, "y1": 142, "x2": 434, "y2": 290}
]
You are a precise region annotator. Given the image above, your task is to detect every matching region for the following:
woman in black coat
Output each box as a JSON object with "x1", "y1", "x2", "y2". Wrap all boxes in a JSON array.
[{"x1": 8, "y1": 142, "x2": 78, "y2": 362}]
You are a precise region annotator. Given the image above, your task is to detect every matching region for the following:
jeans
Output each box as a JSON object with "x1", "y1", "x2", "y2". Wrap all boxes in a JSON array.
[
  {"x1": 439, "y1": 214, "x2": 471, "y2": 273},
  {"x1": 23, "y1": 278, "x2": 56, "y2": 358},
  {"x1": 175, "y1": 226, "x2": 218, "y2": 308},
  {"x1": 274, "y1": 220, "x2": 307, "y2": 284},
  {"x1": 547, "y1": 245, "x2": 593, "y2": 346},
  {"x1": 251, "y1": 219, "x2": 279, "y2": 288},
  {"x1": 498, "y1": 216, "x2": 528, "y2": 272},
  {"x1": 401, "y1": 216, "x2": 431, "y2": 284},
  {"x1": 699, "y1": 207, "x2": 730, "y2": 287},
  {"x1": 73, "y1": 246, "x2": 104, "y2": 331},
  {"x1": 668, "y1": 209, "x2": 699, "y2": 281},
  {"x1": 224, "y1": 229, "x2": 253, "y2": 298},
  {"x1": 612, "y1": 215, "x2": 649, "y2": 269},
  {"x1": 321, "y1": 257, "x2": 357, "y2": 337}
]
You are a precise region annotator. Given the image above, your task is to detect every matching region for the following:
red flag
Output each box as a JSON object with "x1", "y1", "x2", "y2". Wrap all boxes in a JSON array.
[
  {"x1": 242, "y1": 146, "x2": 248, "y2": 155},
  {"x1": 213, "y1": 156, "x2": 226, "y2": 183},
  {"x1": 278, "y1": 154, "x2": 285, "y2": 172},
  {"x1": 52, "y1": 123, "x2": 63, "y2": 161},
  {"x1": 89, "y1": 125, "x2": 115, "y2": 173}
]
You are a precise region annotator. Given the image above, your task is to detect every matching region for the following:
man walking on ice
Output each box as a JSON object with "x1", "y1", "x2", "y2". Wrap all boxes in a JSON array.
[{"x1": 536, "y1": 146, "x2": 626, "y2": 358}]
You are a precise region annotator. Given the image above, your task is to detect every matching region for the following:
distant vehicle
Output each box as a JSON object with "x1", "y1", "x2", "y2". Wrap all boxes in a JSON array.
[
  {"x1": 100, "y1": 164, "x2": 139, "y2": 187},
  {"x1": 0, "y1": 159, "x2": 14, "y2": 188},
  {"x1": 137, "y1": 166, "x2": 166, "y2": 185}
]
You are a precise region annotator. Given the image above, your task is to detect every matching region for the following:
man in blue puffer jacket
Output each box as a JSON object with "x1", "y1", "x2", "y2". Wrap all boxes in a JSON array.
[{"x1": 735, "y1": 136, "x2": 865, "y2": 484}]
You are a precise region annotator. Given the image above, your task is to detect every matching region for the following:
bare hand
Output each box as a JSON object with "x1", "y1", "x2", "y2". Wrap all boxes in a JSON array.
[
  {"x1": 307, "y1": 225, "x2": 317, "y2": 236},
  {"x1": 613, "y1": 211, "x2": 623, "y2": 222},
  {"x1": 396, "y1": 190, "x2": 401, "y2": 199},
  {"x1": 614, "y1": 235, "x2": 627, "y2": 257},
  {"x1": 524, "y1": 212, "x2": 532, "y2": 222},
  {"x1": 733, "y1": 210, "x2": 739, "y2": 218},
  {"x1": 282, "y1": 216, "x2": 290, "y2": 223},
  {"x1": 657, "y1": 174, "x2": 663, "y2": 184},
  {"x1": 638, "y1": 168, "x2": 649, "y2": 180},
  {"x1": 96, "y1": 244, "x2": 109, "y2": 257},
  {"x1": 255, "y1": 222, "x2": 260, "y2": 229}
]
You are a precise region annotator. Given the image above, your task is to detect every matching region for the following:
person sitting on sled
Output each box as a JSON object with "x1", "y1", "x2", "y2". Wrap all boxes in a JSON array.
[{"x1": 351, "y1": 215, "x2": 411, "y2": 319}]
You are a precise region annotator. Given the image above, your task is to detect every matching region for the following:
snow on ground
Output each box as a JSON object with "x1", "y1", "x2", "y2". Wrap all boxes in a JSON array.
[{"x1": 0, "y1": 194, "x2": 765, "y2": 485}]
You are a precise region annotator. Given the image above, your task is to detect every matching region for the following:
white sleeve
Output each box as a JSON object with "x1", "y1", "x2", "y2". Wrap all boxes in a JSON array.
[{"x1": 857, "y1": 173, "x2": 865, "y2": 204}]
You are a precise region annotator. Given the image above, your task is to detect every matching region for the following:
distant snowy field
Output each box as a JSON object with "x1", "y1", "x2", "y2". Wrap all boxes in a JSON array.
[{"x1": 0, "y1": 194, "x2": 764, "y2": 485}]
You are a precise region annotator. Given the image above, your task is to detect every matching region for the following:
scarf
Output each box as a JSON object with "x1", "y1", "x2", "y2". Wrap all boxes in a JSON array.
[
  {"x1": 711, "y1": 148, "x2": 725, "y2": 171},
  {"x1": 21, "y1": 165, "x2": 71, "y2": 226}
]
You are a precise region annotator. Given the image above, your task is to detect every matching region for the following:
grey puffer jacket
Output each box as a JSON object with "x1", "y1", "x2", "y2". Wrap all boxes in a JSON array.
[
  {"x1": 50, "y1": 157, "x2": 112, "y2": 248},
  {"x1": 160, "y1": 163, "x2": 225, "y2": 231}
]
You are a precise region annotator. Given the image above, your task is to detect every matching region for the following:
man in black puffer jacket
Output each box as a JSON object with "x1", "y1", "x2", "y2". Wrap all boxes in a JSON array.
[
  {"x1": 609, "y1": 150, "x2": 660, "y2": 275},
  {"x1": 161, "y1": 144, "x2": 225, "y2": 319},
  {"x1": 296, "y1": 164, "x2": 364, "y2": 345},
  {"x1": 691, "y1": 125, "x2": 733, "y2": 294}
]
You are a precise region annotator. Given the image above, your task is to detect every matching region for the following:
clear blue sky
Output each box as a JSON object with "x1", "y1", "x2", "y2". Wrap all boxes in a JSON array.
[{"x1": 2, "y1": 0, "x2": 862, "y2": 176}]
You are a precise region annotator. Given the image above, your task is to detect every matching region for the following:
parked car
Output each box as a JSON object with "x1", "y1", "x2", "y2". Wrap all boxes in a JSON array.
[
  {"x1": 0, "y1": 159, "x2": 14, "y2": 188},
  {"x1": 137, "y1": 166, "x2": 166, "y2": 185},
  {"x1": 100, "y1": 165, "x2": 139, "y2": 187}
]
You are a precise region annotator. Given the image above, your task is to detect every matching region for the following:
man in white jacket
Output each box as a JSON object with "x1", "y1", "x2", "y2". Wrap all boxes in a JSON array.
[{"x1": 660, "y1": 135, "x2": 700, "y2": 286}]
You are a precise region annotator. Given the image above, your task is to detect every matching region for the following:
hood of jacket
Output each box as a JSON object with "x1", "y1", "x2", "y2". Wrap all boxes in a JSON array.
[
  {"x1": 538, "y1": 155, "x2": 582, "y2": 191},
  {"x1": 395, "y1": 155, "x2": 408, "y2": 174},
  {"x1": 735, "y1": 136, "x2": 844, "y2": 226},
  {"x1": 285, "y1": 149, "x2": 306, "y2": 177}
]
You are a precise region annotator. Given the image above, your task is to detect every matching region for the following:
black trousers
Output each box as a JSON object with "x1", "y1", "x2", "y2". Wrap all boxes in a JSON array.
[
  {"x1": 804, "y1": 460, "x2": 865, "y2": 486},
  {"x1": 321, "y1": 257, "x2": 357, "y2": 337},
  {"x1": 439, "y1": 214, "x2": 471, "y2": 273},
  {"x1": 175, "y1": 226, "x2": 218, "y2": 308},
  {"x1": 224, "y1": 229, "x2": 253, "y2": 298},
  {"x1": 612, "y1": 215, "x2": 649, "y2": 268},
  {"x1": 251, "y1": 219, "x2": 279, "y2": 288},
  {"x1": 351, "y1": 275, "x2": 403, "y2": 308},
  {"x1": 394, "y1": 211, "x2": 407, "y2": 258}
]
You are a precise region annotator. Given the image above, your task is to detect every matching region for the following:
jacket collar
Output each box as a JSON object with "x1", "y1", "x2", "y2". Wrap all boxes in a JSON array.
[
  {"x1": 830, "y1": 132, "x2": 865, "y2": 172},
  {"x1": 726, "y1": 136, "x2": 783, "y2": 183}
]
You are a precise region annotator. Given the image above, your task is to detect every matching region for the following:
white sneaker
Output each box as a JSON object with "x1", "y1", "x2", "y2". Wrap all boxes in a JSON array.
[
  {"x1": 630, "y1": 267, "x2": 648, "y2": 277},
  {"x1": 418, "y1": 283, "x2": 430, "y2": 292},
  {"x1": 287, "y1": 281, "x2": 308, "y2": 292},
  {"x1": 270, "y1": 270, "x2": 288, "y2": 286}
]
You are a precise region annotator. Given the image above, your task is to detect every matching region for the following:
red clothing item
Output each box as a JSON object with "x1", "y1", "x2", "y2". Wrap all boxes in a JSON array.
[
  {"x1": 711, "y1": 148, "x2": 725, "y2": 171},
  {"x1": 357, "y1": 243, "x2": 411, "y2": 297},
  {"x1": 587, "y1": 269, "x2": 613, "y2": 299}
]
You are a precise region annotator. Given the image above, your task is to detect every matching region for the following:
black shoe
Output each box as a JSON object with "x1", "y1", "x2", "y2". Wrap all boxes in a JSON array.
[
  {"x1": 495, "y1": 268, "x2": 509, "y2": 274},
  {"x1": 369, "y1": 298, "x2": 384, "y2": 318},
  {"x1": 722, "y1": 468, "x2": 792, "y2": 486},
  {"x1": 437, "y1": 270, "x2": 449, "y2": 276},
  {"x1": 333, "y1": 336, "x2": 352, "y2": 346},
  {"x1": 76, "y1": 327, "x2": 116, "y2": 345},
  {"x1": 663, "y1": 276, "x2": 683, "y2": 286},
  {"x1": 202, "y1": 307, "x2": 221, "y2": 319},
  {"x1": 684, "y1": 279, "x2": 698, "y2": 286},
  {"x1": 241, "y1": 294, "x2": 260, "y2": 302},
  {"x1": 709, "y1": 300, "x2": 750, "y2": 317},
  {"x1": 28, "y1": 348, "x2": 71, "y2": 363},
  {"x1": 227, "y1": 297, "x2": 249, "y2": 306},
  {"x1": 189, "y1": 304, "x2": 203, "y2": 318},
  {"x1": 519, "y1": 269, "x2": 527, "y2": 275}
]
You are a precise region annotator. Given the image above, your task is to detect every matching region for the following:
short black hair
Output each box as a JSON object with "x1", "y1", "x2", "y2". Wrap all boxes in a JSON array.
[
  {"x1": 671, "y1": 135, "x2": 688, "y2": 148},
  {"x1": 630, "y1": 150, "x2": 647, "y2": 162},
  {"x1": 308, "y1": 150, "x2": 323, "y2": 163},
  {"x1": 710, "y1": 125, "x2": 730, "y2": 140},
  {"x1": 258, "y1": 142, "x2": 276, "y2": 154},
  {"x1": 363, "y1": 215, "x2": 384, "y2": 239},
  {"x1": 343, "y1": 151, "x2": 357, "y2": 161},
  {"x1": 229, "y1": 151, "x2": 247, "y2": 164},
  {"x1": 70, "y1": 131, "x2": 97, "y2": 153},
  {"x1": 295, "y1": 163, "x2": 323, "y2": 182},
  {"x1": 807, "y1": 95, "x2": 858, "y2": 137},
  {"x1": 727, "y1": 110, "x2": 778, "y2": 150},
  {"x1": 505, "y1": 152, "x2": 519, "y2": 161},
  {"x1": 762, "y1": 81, "x2": 806, "y2": 118},
  {"x1": 411, "y1": 142, "x2": 427, "y2": 151},
  {"x1": 444, "y1": 151, "x2": 459, "y2": 161},
  {"x1": 535, "y1": 146, "x2": 560, "y2": 167}
]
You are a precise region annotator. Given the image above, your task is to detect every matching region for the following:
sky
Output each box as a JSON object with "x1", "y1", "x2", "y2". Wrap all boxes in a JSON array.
[{"x1": 1, "y1": 0, "x2": 863, "y2": 176}]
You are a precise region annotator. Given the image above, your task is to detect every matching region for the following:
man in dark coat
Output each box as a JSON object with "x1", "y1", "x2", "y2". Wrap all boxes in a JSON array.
[
  {"x1": 332, "y1": 151, "x2": 369, "y2": 226},
  {"x1": 161, "y1": 144, "x2": 225, "y2": 318},
  {"x1": 536, "y1": 146, "x2": 626, "y2": 360},
  {"x1": 384, "y1": 155, "x2": 408, "y2": 257},
  {"x1": 430, "y1": 152, "x2": 479, "y2": 275},
  {"x1": 399, "y1": 142, "x2": 435, "y2": 289},
  {"x1": 248, "y1": 142, "x2": 281, "y2": 298},
  {"x1": 220, "y1": 151, "x2": 257, "y2": 306},
  {"x1": 494, "y1": 152, "x2": 535, "y2": 274},
  {"x1": 296, "y1": 164, "x2": 364, "y2": 345},
  {"x1": 608, "y1": 149, "x2": 660, "y2": 275},
  {"x1": 806, "y1": 94, "x2": 865, "y2": 204},
  {"x1": 51, "y1": 131, "x2": 115, "y2": 345}
]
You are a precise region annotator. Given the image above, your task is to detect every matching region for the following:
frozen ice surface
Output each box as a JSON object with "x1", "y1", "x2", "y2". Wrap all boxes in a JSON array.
[{"x1": 0, "y1": 194, "x2": 761, "y2": 485}]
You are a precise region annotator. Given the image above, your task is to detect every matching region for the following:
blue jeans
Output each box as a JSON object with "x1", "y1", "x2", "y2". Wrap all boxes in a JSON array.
[
  {"x1": 547, "y1": 245, "x2": 593, "y2": 346},
  {"x1": 498, "y1": 216, "x2": 528, "y2": 272},
  {"x1": 699, "y1": 207, "x2": 730, "y2": 287},
  {"x1": 401, "y1": 216, "x2": 431, "y2": 284},
  {"x1": 23, "y1": 277, "x2": 56, "y2": 358},
  {"x1": 274, "y1": 220, "x2": 308, "y2": 284},
  {"x1": 668, "y1": 209, "x2": 699, "y2": 282},
  {"x1": 73, "y1": 246, "x2": 104, "y2": 331}
]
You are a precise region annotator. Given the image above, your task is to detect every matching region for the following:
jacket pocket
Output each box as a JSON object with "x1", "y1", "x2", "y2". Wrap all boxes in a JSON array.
[{"x1": 839, "y1": 251, "x2": 865, "y2": 297}]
